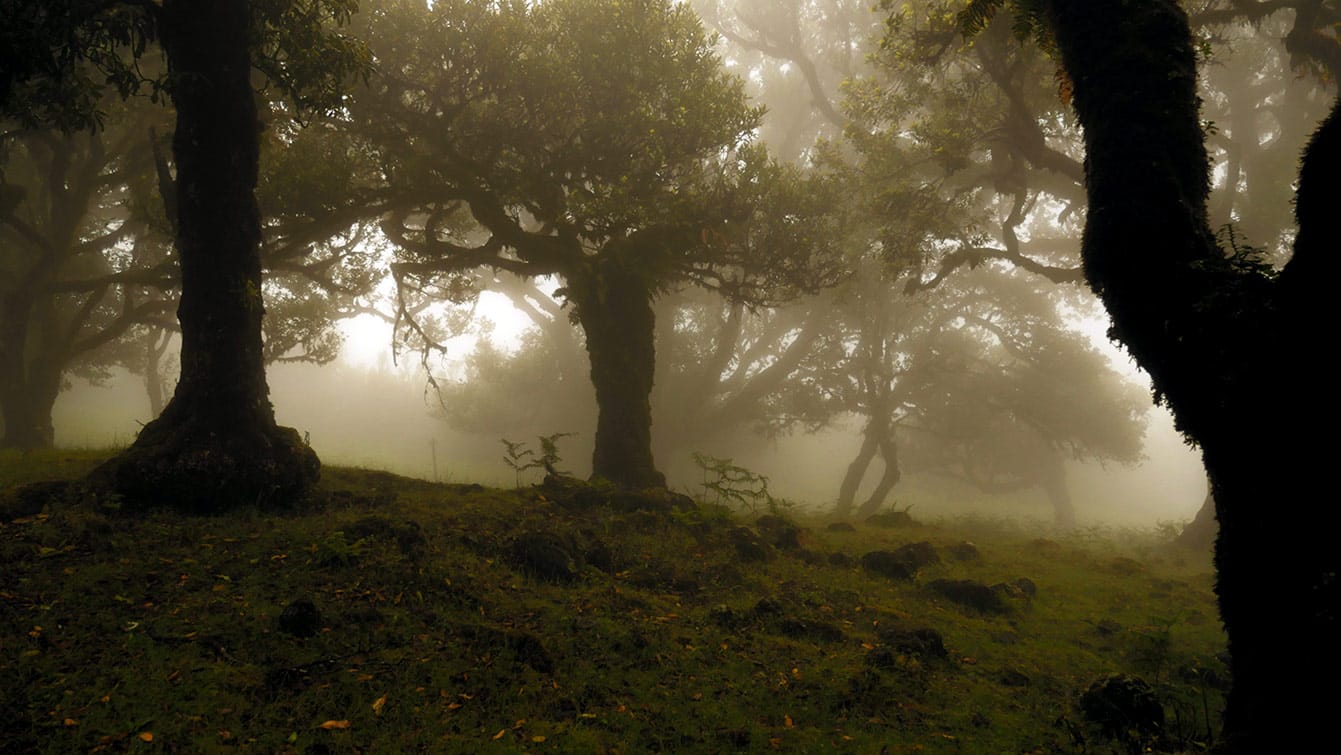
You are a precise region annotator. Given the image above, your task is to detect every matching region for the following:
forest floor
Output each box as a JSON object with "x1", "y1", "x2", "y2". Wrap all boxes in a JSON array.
[{"x1": 0, "y1": 450, "x2": 1225, "y2": 754}]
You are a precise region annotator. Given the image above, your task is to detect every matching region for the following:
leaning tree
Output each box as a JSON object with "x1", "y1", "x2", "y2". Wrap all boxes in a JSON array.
[{"x1": 953, "y1": 0, "x2": 1340, "y2": 750}]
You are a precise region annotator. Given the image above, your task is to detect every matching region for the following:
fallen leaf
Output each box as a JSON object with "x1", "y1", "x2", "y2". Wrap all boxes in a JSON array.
[
  {"x1": 532, "y1": 735, "x2": 547, "y2": 743},
  {"x1": 784, "y1": 714, "x2": 794, "y2": 728},
  {"x1": 137, "y1": 732, "x2": 154, "y2": 742},
  {"x1": 372, "y1": 695, "x2": 387, "y2": 715},
  {"x1": 491, "y1": 729, "x2": 506, "y2": 740},
  {"x1": 317, "y1": 720, "x2": 350, "y2": 730},
  {"x1": 63, "y1": 718, "x2": 77, "y2": 727}
]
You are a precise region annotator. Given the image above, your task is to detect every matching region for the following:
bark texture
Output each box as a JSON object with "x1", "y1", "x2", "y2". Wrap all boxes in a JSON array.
[
  {"x1": 91, "y1": 0, "x2": 318, "y2": 511},
  {"x1": 1047, "y1": 1, "x2": 1339, "y2": 749},
  {"x1": 570, "y1": 249, "x2": 666, "y2": 489}
]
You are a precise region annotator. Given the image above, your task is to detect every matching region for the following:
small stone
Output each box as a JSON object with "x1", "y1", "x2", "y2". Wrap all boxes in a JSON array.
[
  {"x1": 947, "y1": 541, "x2": 980, "y2": 561},
  {"x1": 1079, "y1": 674, "x2": 1164, "y2": 739},
  {"x1": 509, "y1": 531, "x2": 577, "y2": 583},
  {"x1": 729, "y1": 527, "x2": 774, "y2": 562},
  {"x1": 927, "y1": 579, "x2": 1011, "y2": 614},
  {"x1": 278, "y1": 599, "x2": 321, "y2": 638},
  {"x1": 861, "y1": 551, "x2": 917, "y2": 580},
  {"x1": 876, "y1": 626, "x2": 948, "y2": 659}
]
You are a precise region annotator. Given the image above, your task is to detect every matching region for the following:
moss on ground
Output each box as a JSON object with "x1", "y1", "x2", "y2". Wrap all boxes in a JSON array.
[{"x1": 1, "y1": 453, "x2": 1225, "y2": 753}]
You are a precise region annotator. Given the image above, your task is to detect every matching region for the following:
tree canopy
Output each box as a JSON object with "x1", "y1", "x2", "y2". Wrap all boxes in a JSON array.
[{"x1": 342, "y1": 0, "x2": 850, "y2": 487}]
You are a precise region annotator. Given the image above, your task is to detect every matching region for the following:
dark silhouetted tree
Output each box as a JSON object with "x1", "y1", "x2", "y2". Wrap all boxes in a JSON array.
[
  {"x1": 1, "y1": 0, "x2": 369, "y2": 510},
  {"x1": 953, "y1": 0, "x2": 1339, "y2": 749}
]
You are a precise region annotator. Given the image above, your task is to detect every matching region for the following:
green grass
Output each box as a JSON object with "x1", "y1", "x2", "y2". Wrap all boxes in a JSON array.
[{"x1": 1, "y1": 452, "x2": 1225, "y2": 753}]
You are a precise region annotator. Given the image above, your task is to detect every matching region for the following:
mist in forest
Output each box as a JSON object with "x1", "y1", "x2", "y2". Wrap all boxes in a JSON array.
[
  {"x1": 48, "y1": 340, "x2": 1205, "y2": 530},
  {"x1": 10, "y1": 1, "x2": 1341, "y2": 751},
  {"x1": 8, "y1": 0, "x2": 1314, "y2": 534}
]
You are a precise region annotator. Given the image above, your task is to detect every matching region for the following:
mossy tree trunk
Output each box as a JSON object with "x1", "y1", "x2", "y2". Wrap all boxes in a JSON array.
[
  {"x1": 568, "y1": 248, "x2": 666, "y2": 489},
  {"x1": 1046, "y1": 1, "x2": 1338, "y2": 749},
  {"x1": 92, "y1": 0, "x2": 318, "y2": 511}
]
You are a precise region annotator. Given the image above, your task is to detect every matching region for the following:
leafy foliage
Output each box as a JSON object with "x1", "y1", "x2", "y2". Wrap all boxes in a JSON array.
[
  {"x1": 954, "y1": 0, "x2": 1051, "y2": 51},
  {"x1": 348, "y1": 0, "x2": 850, "y2": 350},
  {"x1": 0, "y1": 0, "x2": 372, "y2": 130}
]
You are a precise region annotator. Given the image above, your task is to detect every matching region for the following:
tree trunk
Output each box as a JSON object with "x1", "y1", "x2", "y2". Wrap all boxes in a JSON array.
[
  {"x1": 834, "y1": 417, "x2": 881, "y2": 516},
  {"x1": 1046, "y1": 1, "x2": 1338, "y2": 749},
  {"x1": 0, "y1": 375, "x2": 59, "y2": 450},
  {"x1": 142, "y1": 326, "x2": 173, "y2": 418},
  {"x1": 91, "y1": 0, "x2": 318, "y2": 511},
  {"x1": 0, "y1": 293, "x2": 59, "y2": 449},
  {"x1": 854, "y1": 432, "x2": 900, "y2": 518},
  {"x1": 1037, "y1": 452, "x2": 1074, "y2": 530},
  {"x1": 1175, "y1": 486, "x2": 1216, "y2": 550},
  {"x1": 569, "y1": 250, "x2": 665, "y2": 489}
]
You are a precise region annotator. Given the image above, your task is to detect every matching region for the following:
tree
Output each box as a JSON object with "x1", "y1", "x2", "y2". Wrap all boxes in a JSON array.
[
  {"x1": 422, "y1": 0, "x2": 1149, "y2": 502},
  {"x1": 690, "y1": 0, "x2": 878, "y2": 160},
  {"x1": 2, "y1": 0, "x2": 369, "y2": 510},
  {"x1": 955, "y1": 0, "x2": 1339, "y2": 749},
  {"x1": 0, "y1": 91, "x2": 368, "y2": 447},
  {"x1": 830, "y1": 267, "x2": 1146, "y2": 526},
  {"x1": 0, "y1": 100, "x2": 176, "y2": 447},
  {"x1": 352, "y1": 0, "x2": 848, "y2": 488}
]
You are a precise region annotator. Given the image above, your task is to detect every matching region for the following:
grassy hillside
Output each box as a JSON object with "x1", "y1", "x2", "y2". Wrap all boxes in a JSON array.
[{"x1": 1, "y1": 451, "x2": 1225, "y2": 753}]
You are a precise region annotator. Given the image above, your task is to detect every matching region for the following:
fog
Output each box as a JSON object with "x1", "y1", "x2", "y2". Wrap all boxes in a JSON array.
[
  {"x1": 9, "y1": 0, "x2": 1321, "y2": 536},
  {"x1": 49, "y1": 329, "x2": 1205, "y2": 530},
  {"x1": 11, "y1": 4, "x2": 1340, "y2": 751}
]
